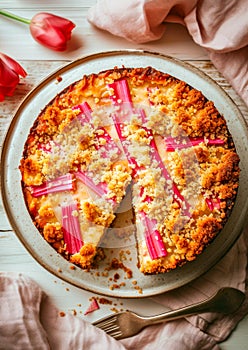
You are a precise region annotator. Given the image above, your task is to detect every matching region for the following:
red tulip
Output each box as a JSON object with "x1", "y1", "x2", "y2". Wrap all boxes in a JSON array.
[
  {"x1": 30, "y1": 13, "x2": 76, "y2": 51},
  {"x1": 0, "y1": 53, "x2": 27, "y2": 102},
  {"x1": 0, "y1": 10, "x2": 76, "y2": 52}
]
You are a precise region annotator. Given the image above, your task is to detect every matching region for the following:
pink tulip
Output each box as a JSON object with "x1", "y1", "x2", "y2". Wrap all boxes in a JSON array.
[
  {"x1": 0, "y1": 10, "x2": 76, "y2": 52},
  {"x1": 30, "y1": 13, "x2": 76, "y2": 51},
  {"x1": 0, "y1": 53, "x2": 27, "y2": 102}
]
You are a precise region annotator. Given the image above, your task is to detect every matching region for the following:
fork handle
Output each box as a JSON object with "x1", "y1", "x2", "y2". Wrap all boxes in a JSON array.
[
  {"x1": 141, "y1": 299, "x2": 216, "y2": 325},
  {"x1": 138, "y1": 287, "x2": 244, "y2": 326}
]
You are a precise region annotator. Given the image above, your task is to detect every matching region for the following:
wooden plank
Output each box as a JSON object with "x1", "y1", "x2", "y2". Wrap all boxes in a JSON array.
[{"x1": 1, "y1": 0, "x2": 94, "y2": 8}]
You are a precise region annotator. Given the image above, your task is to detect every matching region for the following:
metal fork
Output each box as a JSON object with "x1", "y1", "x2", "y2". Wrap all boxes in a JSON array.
[{"x1": 93, "y1": 287, "x2": 245, "y2": 339}]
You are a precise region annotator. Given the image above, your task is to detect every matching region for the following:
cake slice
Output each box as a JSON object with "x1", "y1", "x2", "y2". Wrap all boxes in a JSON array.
[{"x1": 20, "y1": 100, "x2": 131, "y2": 269}]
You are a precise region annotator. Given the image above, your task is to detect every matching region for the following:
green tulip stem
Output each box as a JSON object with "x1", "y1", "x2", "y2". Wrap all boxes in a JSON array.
[{"x1": 0, "y1": 9, "x2": 31, "y2": 25}]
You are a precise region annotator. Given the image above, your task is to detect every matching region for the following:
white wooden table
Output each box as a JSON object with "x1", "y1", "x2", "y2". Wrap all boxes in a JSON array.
[{"x1": 1, "y1": 1, "x2": 248, "y2": 348}]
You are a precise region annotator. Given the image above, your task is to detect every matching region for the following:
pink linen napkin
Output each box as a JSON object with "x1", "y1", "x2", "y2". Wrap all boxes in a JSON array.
[
  {"x1": 87, "y1": 0, "x2": 248, "y2": 106},
  {"x1": 0, "y1": 226, "x2": 248, "y2": 350},
  {"x1": 0, "y1": 272, "x2": 125, "y2": 350}
]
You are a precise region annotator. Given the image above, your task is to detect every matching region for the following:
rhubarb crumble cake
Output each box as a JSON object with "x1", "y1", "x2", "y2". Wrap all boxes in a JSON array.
[{"x1": 19, "y1": 67, "x2": 240, "y2": 274}]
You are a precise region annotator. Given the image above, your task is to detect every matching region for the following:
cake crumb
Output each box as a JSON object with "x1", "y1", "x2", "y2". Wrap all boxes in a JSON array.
[
  {"x1": 109, "y1": 283, "x2": 120, "y2": 290},
  {"x1": 134, "y1": 286, "x2": 143, "y2": 294},
  {"x1": 56, "y1": 75, "x2": 62, "y2": 83},
  {"x1": 98, "y1": 297, "x2": 113, "y2": 305},
  {"x1": 110, "y1": 307, "x2": 119, "y2": 313}
]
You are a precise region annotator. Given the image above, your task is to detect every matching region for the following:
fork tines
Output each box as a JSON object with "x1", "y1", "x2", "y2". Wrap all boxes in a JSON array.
[{"x1": 93, "y1": 315, "x2": 123, "y2": 339}]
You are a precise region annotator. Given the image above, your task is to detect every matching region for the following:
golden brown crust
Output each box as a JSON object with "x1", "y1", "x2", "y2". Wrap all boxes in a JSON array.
[
  {"x1": 70, "y1": 244, "x2": 97, "y2": 269},
  {"x1": 19, "y1": 66, "x2": 240, "y2": 274}
]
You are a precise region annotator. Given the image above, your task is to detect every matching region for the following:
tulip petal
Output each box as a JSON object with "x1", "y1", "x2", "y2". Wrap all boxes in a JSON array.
[
  {"x1": 0, "y1": 53, "x2": 26, "y2": 101},
  {"x1": 0, "y1": 52, "x2": 27, "y2": 77},
  {"x1": 30, "y1": 12, "x2": 75, "y2": 51},
  {"x1": 30, "y1": 26, "x2": 67, "y2": 51}
]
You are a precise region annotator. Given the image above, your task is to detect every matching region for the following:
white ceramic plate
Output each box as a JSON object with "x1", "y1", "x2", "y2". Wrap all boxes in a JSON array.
[{"x1": 2, "y1": 50, "x2": 248, "y2": 298}]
